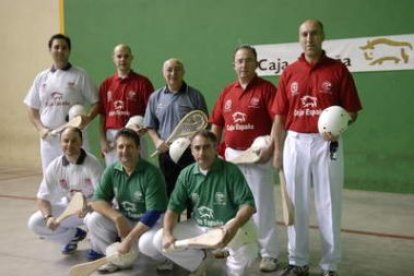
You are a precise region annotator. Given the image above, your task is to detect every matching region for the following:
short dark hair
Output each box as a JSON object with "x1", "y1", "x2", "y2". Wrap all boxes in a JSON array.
[
  {"x1": 191, "y1": 130, "x2": 218, "y2": 146},
  {"x1": 234, "y1": 45, "x2": 257, "y2": 60},
  {"x1": 48, "y1": 33, "x2": 71, "y2": 50},
  {"x1": 115, "y1": 128, "x2": 141, "y2": 147},
  {"x1": 60, "y1": 127, "x2": 83, "y2": 142}
]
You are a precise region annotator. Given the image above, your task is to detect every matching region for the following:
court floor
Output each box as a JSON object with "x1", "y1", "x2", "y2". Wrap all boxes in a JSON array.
[{"x1": 0, "y1": 166, "x2": 413, "y2": 275}]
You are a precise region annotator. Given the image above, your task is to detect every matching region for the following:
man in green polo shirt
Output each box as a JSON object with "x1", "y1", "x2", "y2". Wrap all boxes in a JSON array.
[
  {"x1": 85, "y1": 128, "x2": 172, "y2": 274},
  {"x1": 154, "y1": 130, "x2": 258, "y2": 276}
]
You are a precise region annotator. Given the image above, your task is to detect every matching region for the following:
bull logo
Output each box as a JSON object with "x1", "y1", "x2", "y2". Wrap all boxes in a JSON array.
[
  {"x1": 198, "y1": 206, "x2": 214, "y2": 219},
  {"x1": 300, "y1": 96, "x2": 317, "y2": 108},
  {"x1": 359, "y1": 38, "x2": 413, "y2": 65},
  {"x1": 232, "y1": 112, "x2": 247, "y2": 123},
  {"x1": 51, "y1": 92, "x2": 63, "y2": 101},
  {"x1": 113, "y1": 100, "x2": 125, "y2": 110},
  {"x1": 121, "y1": 201, "x2": 136, "y2": 212}
]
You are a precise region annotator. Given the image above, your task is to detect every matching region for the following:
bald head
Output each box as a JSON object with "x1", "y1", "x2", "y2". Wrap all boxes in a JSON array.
[
  {"x1": 299, "y1": 19, "x2": 324, "y2": 35},
  {"x1": 113, "y1": 44, "x2": 133, "y2": 76},
  {"x1": 299, "y1": 19, "x2": 325, "y2": 63},
  {"x1": 162, "y1": 58, "x2": 185, "y2": 72},
  {"x1": 113, "y1": 44, "x2": 132, "y2": 55}
]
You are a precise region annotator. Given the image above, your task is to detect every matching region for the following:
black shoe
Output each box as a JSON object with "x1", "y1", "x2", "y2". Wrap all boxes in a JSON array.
[
  {"x1": 321, "y1": 271, "x2": 338, "y2": 276},
  {"x1": 279, "y1": 264, "x2": 309, "y2": 276}
]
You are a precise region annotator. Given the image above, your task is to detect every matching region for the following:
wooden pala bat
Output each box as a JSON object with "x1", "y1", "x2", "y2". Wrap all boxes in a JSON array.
[
  {"x1": 49, "y1": 116, "x2": 86, "y2": 136},
  {"x1": 279, "y1": 169, "x2": 295, "y2": 226},
  {"x1": 150, "y1": 110, "x2": 208, "y2": 157},
  {"x1": 55, "y1": 192, "x2": 86, "y2": 224},
  {"x1": 164, "y1": 228, "x2": 225, "y2": 252},
  {"x1": 69, "y1": 243, "x2": 137, "y2": 276}
]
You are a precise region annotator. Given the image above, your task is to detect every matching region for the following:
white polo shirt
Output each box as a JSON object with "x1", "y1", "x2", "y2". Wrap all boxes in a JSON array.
[
  {"x1": 24, "y1": 64, "x2": 99, "y2": 128},
  {"x1": 37, "y1": 150, "x2": 103, "y2": 203}
]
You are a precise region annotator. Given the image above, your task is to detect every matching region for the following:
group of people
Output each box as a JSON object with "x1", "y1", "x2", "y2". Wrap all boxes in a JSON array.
[{"x1": 25, "y1": 18, "x2": 362, "y2": 276}]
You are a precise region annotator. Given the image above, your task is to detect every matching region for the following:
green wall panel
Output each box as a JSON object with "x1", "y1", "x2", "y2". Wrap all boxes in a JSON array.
[{"x1": 64, "y1": 0, "x2": 414, "y2": 193}]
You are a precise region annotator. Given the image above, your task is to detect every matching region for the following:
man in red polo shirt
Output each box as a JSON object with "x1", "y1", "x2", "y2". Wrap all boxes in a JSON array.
[
  {"x1": 272, "y1": 19, "x2": 362, "y2": 276},
  {"x1": 211, "y1": 45, "x2": 279, "y2": 273},
  {"x1": 99, "y1": 44, "x2": 154, "y2": 166}
]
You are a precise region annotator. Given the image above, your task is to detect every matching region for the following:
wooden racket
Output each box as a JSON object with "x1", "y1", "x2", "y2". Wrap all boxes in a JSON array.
[
  {"x1": 49, "y1": 116, "x2": 87, "y2": 136},
  {"x1": 55, "y1": 192, "x2": 86, "y2": 224},
  {"x1": 279, "y1": 169, "x2": 295, "y2": 226},
  {"x1": 150, "y1": 110, "x2": 208, "y2": 157},
  {"x1": 164, "y1": 228, "x2": 225, "y2": 252},
  {"x1": 69, "y1": 242, "x2": 137, "y2": 276}
]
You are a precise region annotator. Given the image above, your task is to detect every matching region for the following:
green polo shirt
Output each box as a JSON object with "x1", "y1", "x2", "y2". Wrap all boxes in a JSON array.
[
  {"x1": 94, "y1": 158, "x2": 167, "y2": 221},
  {"x1": 168, "y1": 157, "x2": 255, "y2": 227}
]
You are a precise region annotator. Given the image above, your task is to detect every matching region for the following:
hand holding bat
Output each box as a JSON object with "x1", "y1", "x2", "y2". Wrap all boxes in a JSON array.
[
  {"x1": 163, "y1": 228, "x2": 225, "y2": 252},
  {"x1": 150, "y1": 110, "x2": 208, "y2": 158},
  {"x1": 49, "y1": 116, "x2": 87, "y2": 136},
  {"x1": 55, "y1": 192, "x2": 87, "y2": 224},
  {"x1": 69, "y1": 242, "x2": 137, "y2": 276}
]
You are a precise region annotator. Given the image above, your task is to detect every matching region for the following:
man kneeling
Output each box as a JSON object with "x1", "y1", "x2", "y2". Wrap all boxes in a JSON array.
[
  {"x1": 154, "y1": 130, "x2": 258, "y2": 276},
  {"x1": 86, "y1": 129, "x2": 172, "y2": 274}
]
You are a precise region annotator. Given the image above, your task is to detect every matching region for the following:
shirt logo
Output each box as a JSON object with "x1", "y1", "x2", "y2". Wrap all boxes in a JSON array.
[
  {"x1": 113, "y1": 100, "x2": 125, "y2": 110},
  {"x1": 214, "y1": 192, "x2": 226, "y2": 205},
  {"x1": 128, "y1": 91, "x2": 136, "y2": 101},
  {"x1": 232, "y1": 112, "x2": 247, "y2": 123},
  {"x1": 290, "y1": 81, "x2": 299, "y2": 96},
  {"x1": 47, "y1": 92, "x2": 70, "y2": 107},
  {"x1": 320, "y1": 81, "x2": 333, "y2": 94},
  {"x1": 191, "y1": 192, "x2": 199, "y2": 202},
  {"x1": 198, "y1": 206, "x2": 214, "y2": 219},
  {"x1": 249, "y1": 96, "x2": 260, "y2": 108},
  {"x1": 107, "y1": 91, "x2": 113, "y2": 102},
  {"x1": 121, "y1": 201, "x2": 136, "y2": 212},
  {"x1": 59, "y1": 179, "x2": 68, "y2": 190},
  {"x1": 224, "y1": 99, "x2": 232, "y2": 111},
  {"x1": 300, "y1": 96, "x2": 317, "y2": 108},
  {"x1": 133, "y1": 191, "x2": 143, "y2": 201}
]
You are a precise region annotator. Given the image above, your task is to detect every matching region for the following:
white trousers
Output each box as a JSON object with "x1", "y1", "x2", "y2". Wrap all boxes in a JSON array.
[
  {"x1": 284, "y1": 131, "x2": 343, "y2": 271},
  {"x1": 225, "y1": 148, "x2": 279, "y2": 259},
  {"x1": 104, "y1": 129, "x2": 147, "y2": 166},
  {"x1": 40, "y1": 130, "x2": 90, "y2": 173},
  {"x1": 84, "y1": 212, "x2": 164, "y2": 261},
  {"x1": 153, "y1": 219, "x2": 258, "y2": 276},
  {"x1": 27, "y1": 203, "x2": 87, "y2": 245}
]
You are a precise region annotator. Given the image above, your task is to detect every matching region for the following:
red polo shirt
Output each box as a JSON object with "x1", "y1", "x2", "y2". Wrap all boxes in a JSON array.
[
  {"x1": 211, "y1": 76, "x2": 276, "y2": 150},
  {"x1": 272, "y1": 53, "x2": 362, "y2": 133},
  {"x1": 99, "y1": 71, "x2": 154, "y2": 130}
]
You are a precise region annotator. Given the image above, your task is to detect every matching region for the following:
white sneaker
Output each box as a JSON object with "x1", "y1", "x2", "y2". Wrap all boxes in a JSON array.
[
  {"x1": 156, "y1": 259, "x2": 174, "y2": 271},
  {"x1": 259, "y1": 257, "x2": 279, "y2": 272}
]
